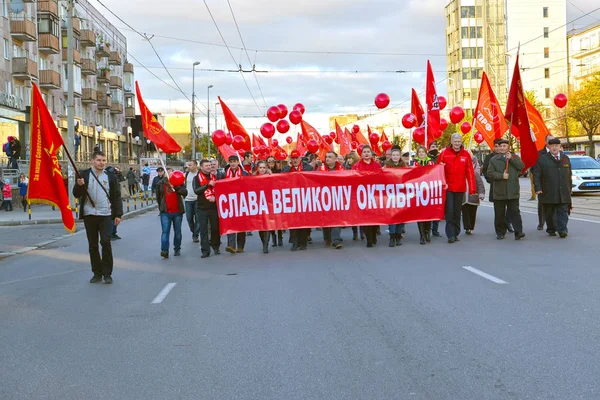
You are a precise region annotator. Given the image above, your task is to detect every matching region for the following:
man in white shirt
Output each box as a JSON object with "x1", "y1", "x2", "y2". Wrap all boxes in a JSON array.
[{"x1": 184, "y1": 160, "x2": 200, "y2": 243}]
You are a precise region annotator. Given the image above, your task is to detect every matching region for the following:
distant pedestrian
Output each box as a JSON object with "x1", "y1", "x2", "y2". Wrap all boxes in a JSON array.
[
  {"x1": 17, "y1": 173, "x2": 28, "y2": 212},
  {"x1": 126, "y1": 167, "x2": 137, "y2": 195},
  {"x1": 384, "y1": 147, "x2": 407, "y2": 247},
  {"x1": 2, "y1": 179, "x2": 13, "y2": 211}
]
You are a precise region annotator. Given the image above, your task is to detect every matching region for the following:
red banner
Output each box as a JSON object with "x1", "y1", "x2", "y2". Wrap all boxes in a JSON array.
[{"x1": 216, "y1": 166, "x2": 446, "y2": 234}]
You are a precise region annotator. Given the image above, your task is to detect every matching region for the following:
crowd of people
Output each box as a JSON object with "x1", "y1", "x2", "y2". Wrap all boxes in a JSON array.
[{"x1": 75, "y1": 134, "x2": 572, "y2": 284}]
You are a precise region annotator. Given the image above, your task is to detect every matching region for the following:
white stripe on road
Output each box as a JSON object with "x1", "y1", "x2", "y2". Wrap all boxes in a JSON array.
[
  {"x1": 462, "y1": 266, "x2": 508, "y2": 284},
  {"x1": 0, "y1": 269, "x2": 81, "y2": 286},
  {"x1": 480, "y1": 204, "x2": 600, "y2": 224},
  {"x1": 151, "y1": 283, "x2": 177, "y2": 304}
]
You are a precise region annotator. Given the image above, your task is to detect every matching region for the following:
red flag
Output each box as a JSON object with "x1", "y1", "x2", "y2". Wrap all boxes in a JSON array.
[
  {"x1": 218, "y1": 96, "x2": 252, "y2": 152},
  {"x1": 28, "y1": 84, "x2": 76, "y2": 233},
  {"x1": 136, "y1": 82, "x2": 182, "y2": 153},
  {"x1": 295, "y1": 132, "x2": 307, "y2": 155},
  {"x1": 217, "y1": 144, "x2": 238, "y2": 160},
  {"x1": 516, "y1": 98, "x2": 549, "y2": 151},
  {"x1": 425, "y1": 60, "x2": 441, "y2": 144},
  {"x1": 367, "y1": 126, "x2": 382, "y2": 156},
  {"x1": 411, "y1": 88, "x2": 425, "y2": 127},
  {"x1": 301, "y1": 120, "x2": 330, "y2": 160},
  {"x1": 380, "y1": 131, "x2": 389, "y2": 143},
  {"x1": 473, "y1": 72, "x2": 509, "y2": 149},
  {"x1": 335, "y1": 121, "x2": 352, "y2": 156},
  {"x1": 505, "y1": 55, "x2": 538, "y2": 170}
]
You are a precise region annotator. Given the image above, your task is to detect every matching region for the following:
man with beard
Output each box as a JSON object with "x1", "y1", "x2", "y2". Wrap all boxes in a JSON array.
[{"x1": 224, "y1": 155, "x2": 249, "y2": 254}]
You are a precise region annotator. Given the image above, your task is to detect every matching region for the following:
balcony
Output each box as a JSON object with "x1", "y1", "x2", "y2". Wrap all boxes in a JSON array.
[
  {"x1": 12, "y1": 58, "x2": 37, "y2": 80},
  {"x1": 96, "y1": 43, "x2": 110, "y2": 58},
  {"x1": 10, "y1": 19, "x2": 37, "y2": 42},
  {"x1": 81, "y1": 58, "x2": 97, "y2": 75},
  {"x1": 82, "y1": 88, "x2": 97, "y2": 104},
  {"x1": 109, "y1": 76, "x2": 122, "y2": 89},
  {"x1": 97, "y1": 68, "x2": 110, "y2": 84},
  {"x1": 110, "y1": 103, "x2": 123, "y2": 114},
  {"x1": 123, "y1": 63, "x2": 134, "y2": 73},
  {"x1": 80, "y1": 29, "x2": 96, "y2": 47},
  {"x1": 98, "y1": 92, "x2": 112, "y2": 109},
  {"x1": 62, "y1": 48, "x2": 81, "y2": 64},
  {"x1": 38, "y1": 33, "x2": 60, "y2": 54},
  {"x1": 125, "y1": 106, "x2": 136, "y2": 119},
  {"x1": 37, "y1": 1, "x2": 59, "y2": 18},
  {"x1": 62, "y1": 17, "x2": 80, "y2": 35},
  {"x1": 108, "y1": 51, "x2": 121, "y2": 66},
  {"x1": 39, "y1": 70, "x2": 61, "y2": 89}
]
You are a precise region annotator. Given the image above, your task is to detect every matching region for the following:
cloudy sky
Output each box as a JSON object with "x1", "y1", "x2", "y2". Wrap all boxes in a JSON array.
[{"x1": 95, "y1": 0, "x2": 599, "y2": 134}]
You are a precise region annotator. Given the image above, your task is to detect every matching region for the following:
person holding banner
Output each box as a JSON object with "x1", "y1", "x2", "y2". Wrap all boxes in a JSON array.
[
  {"x1": 427, "y1": 141, "x2": 442, "y2": 237},
  {"x1": 255, "y1": 160, "x2": 274, "y2": 253},
  {"x1": 155, "y1": 168, "x2": 188, "y2": 258},
  {"x1": 282, "y1": 150, "x2": 313, "y2": 251},
  {"x1": 193, "y1": 159, "x2": 222, "y2": 258},
  {"x1": 384, "y1": 147, "x2": 407, "y2": 247},
  {"x1": 224, "y1": 155, "x2": 249, "y2": 254},
  {"x1": 320, "y1": 151, "x2": 344, "y2": 250},
  {"x1": 352, "y1": 145, "x2": 382, "y2": 247},
  {"x1": 414, "y1": 146, "x2": 436, "y2": 244},
  {"x1": 266, "y1": 156, "x2": 284, "y2": 247},
  {"x1": 438, "y1": 134, "x2": 476, "y2": 244}
]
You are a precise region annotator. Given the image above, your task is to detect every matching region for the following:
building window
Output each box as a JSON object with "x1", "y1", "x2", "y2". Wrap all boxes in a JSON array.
[
  {"x1": 3, "y1": 39, "x2": 8, "y2": 59},
  {"x1": 462, "y1": 68, "x2": 483, "y2": 80},
  {"x1": 545, "y1": 68, "x2": 550, "y2": 79},
  {"x1": 5, "y1": 80, "x2": 11, "y2": 94},
  {"x1": 544, "y1": 47, "x2": 549, "y2": 58},
  {"x1": 462, "y1": 47, "x2": 484, "y2": 59},
  {"x1": 543, "y1": 7, "x2": 548, "y2": 18},
  {"x1": 38, "y1": 18, "x2": 60, "y2": 37},
  {"x1": 545, "y1": 88, "x2": 551, "y2": 98},
  {"x1": 544, "y1": 27, "x2": 549, "y2": 38},
  {"x1": 461, "y1": 6, "x2": 475, "y2": 18},
  {"x1": 461, "y1": 26, "x2": 483, "y2": 39}
]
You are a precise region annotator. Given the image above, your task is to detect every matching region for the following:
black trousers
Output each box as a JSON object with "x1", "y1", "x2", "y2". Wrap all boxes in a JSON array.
[
  {"x1": 363, "y1": 226, "x2": 378, "y2": 245},
  {"x1": 290, "y1": 228, "x2": 310, "y2": 248},
  {"x1": 227, "y1": 232, "x2": 246, "y2": 249},
  {"x1": 537, "y1": 198, "x2": 545, "y2": 228},
  {"x1": 493, "y1": 199, "x2": 523, "y2": 235},
  {"x1": 417, "y1": 221, "x2": 432, "y2": 237},
  {"x1": 445, "y1": 191, "x2": 464, "y2": 239},
  {"x1": 83, "y1": 216, "x2": 113, "y2": 277},
  {"x1": 270, "y1": 230, "x2": 283, "y2": 244},
  {"x1": 197, "y1": 207, "x2": 220, "y2": 255},
  {"x1": 544, "y1": 203, "x2": 569, "y2": 234},
  {"x1": 461, "y1": 204, "x2": 479, "y2": 231},
  {"x1": 128, "y1": 184, "x2": 136, "y2": 195}
]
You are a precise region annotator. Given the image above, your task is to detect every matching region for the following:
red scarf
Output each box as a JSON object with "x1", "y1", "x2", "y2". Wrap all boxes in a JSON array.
[
  {"x1": 226, "y1": 167, "x2": 242, "y2": 179},
  {"x1": 198, "y1": 172, "x2": 216, "y2": 200},
  {"x1": 319, "y1": 162, "x2": 344, "y2": 172},
  {"x1": 164, "y1": 184, "x2": 180, "y2": 213},
  {"x1": 290, "y1": 163, "x2": 303, "y2": 172}
]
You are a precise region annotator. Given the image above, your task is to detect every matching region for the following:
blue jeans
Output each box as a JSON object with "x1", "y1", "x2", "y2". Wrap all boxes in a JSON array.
[
  {"x1": 388, "y1": 224, "x2": 405, "y2": 235},
  {"x1": 111, "y1": 219, "x2": 117, "y2": 236},
  {"x1": 160, "y1": 212, "x2": 183, "y2": 252},
  {"x1": 185, "y1": 200, "x2": 200, "y2": 238}
]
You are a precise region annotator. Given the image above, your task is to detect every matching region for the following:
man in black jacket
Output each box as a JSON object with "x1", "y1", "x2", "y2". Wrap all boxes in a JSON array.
[
  {"x1": 155, "y1": 168, "x2": 188, "y2": 257},
  {"x1": 483, "y1": 138, "x2": 513, "y2": 232},
  {"x1": 73, "y1": 151, "x2": 123, "y2": 284},
  {"x1": 282, "y1": 150, "x2": 313, "y2": 251},
  {"x1": 533, "y1": 138, "x2": 571, "y2": 238},
  {"x1": 193, "y1": 159, "x2": 221, "y2": 258},
  {"x1": 223, "y1": 155, "x2": 249, "y2": 254},
  {"x1": 530, "y1": 134, "x2": 554, "y2": 230},
  {"x1": 9, "y1": 136, "x2": 21, "y2": 169}
]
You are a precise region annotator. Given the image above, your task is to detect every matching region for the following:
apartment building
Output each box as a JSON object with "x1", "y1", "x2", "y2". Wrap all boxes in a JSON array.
[
  {"x1": 0, "y1": 0, "x2": 135, "y2": 165},
  {"x1": 568, "y1": 22, "x2": 600, "y2": 91}
]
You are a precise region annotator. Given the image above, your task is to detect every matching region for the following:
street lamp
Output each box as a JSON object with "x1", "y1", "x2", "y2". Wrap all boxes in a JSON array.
[
  {"x1": 207, "y1": 84, "x2": 214, "y2": 157},
  {"x1": 135, "y1": 136, "x2": 139, "y2": 159},
  {"x1": 191, "y1": 61, "x2": 200, "y2": 161}
]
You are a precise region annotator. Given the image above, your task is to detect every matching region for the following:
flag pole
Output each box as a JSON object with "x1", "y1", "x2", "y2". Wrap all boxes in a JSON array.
[
  {"x1": 152, "y1": 142, "x2": 169, "y2": 178},
  {"x1": 506, "y1": 43, "x2": 520, "y2": 173},
  {"x1": 62, "y1": 142, "x2": 96, "y2": 208}
]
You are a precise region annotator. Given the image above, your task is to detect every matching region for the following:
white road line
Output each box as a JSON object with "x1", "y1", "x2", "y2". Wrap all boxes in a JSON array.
[
  {"x1": 462, "y1": 266, "x2": 508, "y2": 284},
  {"x1": 0, "y1": 269, "x2": 81, "y2": 286},
  {"x1": 151, "y1": 283, "x2": 177, "y2": 304},
  {"x1": 12, "y1": 247, "x2": 38, "y2": 254},
  {"x1": 480, "y1": 204, "x2": 600, "y2": 224}
]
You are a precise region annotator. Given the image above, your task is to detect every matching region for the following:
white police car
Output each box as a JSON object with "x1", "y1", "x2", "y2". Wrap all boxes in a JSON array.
[{"x1": 570, "y1": 155, "x2": 600, "y2": 193}]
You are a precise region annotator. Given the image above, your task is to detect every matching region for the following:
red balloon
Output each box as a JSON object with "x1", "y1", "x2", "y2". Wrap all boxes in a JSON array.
[
  {"x1": 278, "y1": 104, "x2": 288, "y2": 119},
  {"x1": 289, "y1": 110, "x2": 303, "y2": 125},
  {"x1": 169, "y1": 170, "x2": 185, "y2": 187},
  {"x1": 369, "y1": 133, "x2": 379, "y2": 145},
  {"x1": 352, "y1": 125, "x2": 360, "y2": 134},
  {"x1": 554, "y1": 93, "x2": 568, "y2": 108},
  {"x1": 449, "y1": 106, "x2": 465, "y2": 124},
  {"x1": 413, "y1": 127, "x2": 425, "y2": 145},
  {"x1": 381, "y1": 140, "x2": 392, "y2": 151},
  {"x1": 324, "y1": 135, "x2": 333, "y2": 145},
  {"x1": 276, "y1": 151, "x2": 287, "y2": 161},
  {"x1": 329, "y1": 131, "x2": 336, "y2": 139},
  {"x1": 211, "y1": 129, "x2": 226, "y2": 147},
  {"x1": 474, "y1": 132, "x2": 484, "y2": 144},
  {"x1": 357, "y1": 144, "x2": 364, "y2": 155},
  {"x1": 438, "y1": 96, "x2": 447, "y2": 110},
  {"x1": 307, "y1": 139, "x2": 319, "y2": 154},
  {"x1": 232, "y1": 135, "x2": 245, "y2": 150},
  {"x1": 225, "y1": 133, "x2": 233, "y2": 146},
  {"x1": 351, "y1": 141, "x2": 358, "y2": 150},
  {"x1": 433, "y1": 130, "x2": 443, "y2": 139},
  {"x1": 260, "y1": 122, "x2": 276, "y2": 139},
  {"x1": 374, "y1": 93, "x2": 390, "y2": 109},
  {"x1": 276, "y1": 119, "x2": 290, "y2": 134},
  {"x1": 286, "y1": 136, "x2": 293, "y2": 144},
  {"x1": 402, "y1": 113, "x2": 417, "y2": 129},
  {"x1": 293, "y1": 103, "x2": 305, "y2": 115},
  {"x1": 272, "y1": 139, "x2": 279, "y2": 147},
  {"x1": 440, "y1": 118, "x2": 449, "y2": 131},
  {"x1": 460, "y1": 121, "x2": 472, "y2": 134},
  {"x1": 267, "y1": 106, "x2": 281, "y2": 123}
]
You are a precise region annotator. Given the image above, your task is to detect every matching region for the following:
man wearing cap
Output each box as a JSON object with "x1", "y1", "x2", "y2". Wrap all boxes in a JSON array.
[
  {"x1": 151, "y1": 167, "x2": 166, "y2": 197},
  {"x1": 533, "y1": 138, "x2": 572, "y2": 238},
  {"x1": 530, "y1": 134, "x2": 555, "y2": 231},
  {"x1": 487, "y1": 139, "x2": 525, "y2": 240},
  {"x1": 193, "y1": 159, "x2": 221, "y2": 258},
  {"x1": 483, "y1": 138, "x2": 514, "y2": 232},
  {"x1": 224, "y1": 155, "x2": 249, "y2": 253},
  {"x1": 282, "y1": 150, "x2": 313, "y2": 251}
]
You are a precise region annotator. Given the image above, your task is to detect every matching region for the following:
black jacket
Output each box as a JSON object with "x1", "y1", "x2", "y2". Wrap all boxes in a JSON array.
[
  {"x1": 282, "y1": 163, "x2": 314, "y2": 172},
  {"x1": 533, "y1": 152, "x2": 572, "y2": 204},
  {"x1": 193, "y1": 171, "x2": 220, "y2": 210},
  {"x1": 151, "y1": 175, "x2": 163, "y2": 192},
  {"x1": 73, "y1": 168, "x2": 123, "y2": 220},
  {"x1": 155, "y1": 177, "x2": 187, "y2": 214},
  {"x1": 10, "y1": 139, "x2": 21, "y2": 159}
]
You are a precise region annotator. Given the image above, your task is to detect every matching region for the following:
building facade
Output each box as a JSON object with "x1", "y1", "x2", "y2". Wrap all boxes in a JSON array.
[
  {"x1": 0, "y1": 0, "x2": 136, "y2": 167},
  {"x1": 568, "y1": 23, "x2": 600, "y2": 91}
]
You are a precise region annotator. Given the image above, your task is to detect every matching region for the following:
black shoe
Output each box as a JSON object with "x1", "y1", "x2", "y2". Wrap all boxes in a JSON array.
[
  {"x1": 537, "y1": 225, "x2": 543, "y2": 231},
  {"x1": 389, "y1": 236, "x2": 395, "y2": 247},
  {"x1": 89, "y1": 275, "x2": 103, "y2": 283},
  {"x1": 160, "y1": 251, "x2": 169, "y2": 259},
  {"x1": 104, "y1": 276, "x2": 113, "y2": 284},
  {"x1": 263, "y1": 242, "x2": 269, "y2": 254},
  {"x1": 420, "y1": 237, "x2": 426, "y2": 245},
  {"x1": 201, "y1": 253, "x2": 210, "y2": 258},
  {"x1": 454, "y1": 237, "x2": 460, "y2": 242},
  {"x1": 515, "y1": 232, "x2": 525, "y2": 240},
  {"x1": 425, "y1": 233, "x2": 431, "y2": 243},
  {"x1": 247, "y1": 232, "x2": 253, "y2": 236},
  {"x1": 333, "y1": 243, "x2": 343, "y2": 250},
  {"x1": 226, "y1": 246, "x2": 236, "y2": 254},
  {"x1": 395, "y1": 236, "x2": 402, "y2": 246},
  {"x1": 278, "y1": 237, "x2": 283, "y2": 247},
  {"x1": 307, "y1": 237, "x2": 313, "y2": 244},
  {"x1": 291, "y1": 244, "x2": 298, "y2": 252},
  {"x1": 193, "y1": 236, "x2": 199, "y2": 243},
  {"x1": 496, "y1": 234, "x2": 505, "y2": 240},
  {"x1": 174, "y1": 249, "x2": 181, "y2": 256},
  {"x1": 559, "y1": 232, "x2": 568, "y2": 238},
  {"x1": 299, "y1": 246, "x2": 307, "y2": 251},
  {"x1": 465, "y1": 230, "x2": 472, "y2": 235},
  {"x1": 448, "y1": 238, "x2": 455, "y2": 244},
  {"x1": 402, "y1": 228, "x2": 406, "y2": 234},
  {"x1": 212, "y1": 247, "x2": 220, "y2": 255},
  {"x1": 366, "y1": 242, "x2": 374, "y2": 248},
  {"x1": 113, "y1": 234, "x2": 121, "y2": 240},
  {"x1": 353, "y1": 234, "x2": 358, "y2": 241},
  {"x1": 548, "y1": 231, "x2": 557, "y2": 237},
  {"x1": 432, "y1": 231, "x2": 441, "y2": 237}
]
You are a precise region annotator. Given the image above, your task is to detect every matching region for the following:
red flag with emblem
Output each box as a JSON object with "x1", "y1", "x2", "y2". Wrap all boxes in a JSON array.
[
  {"x1": 513, "y1": 98, "x2": 549, "y2": 151},
  {"x1": 218, "y1": 96, "x2": 252, "y2": 152},
  {"x1": 27, "y1": 83, "x2": 76, "y2": 233},
  {"x1": 135, "y1": 82, "x2": 182, "y2": 153},
  {"x1": 295, "y1": 132, "x2": 307, "y2": 155},
  {"x1": 425, "y1": 60, "x2": 441, "y2": 145},
  {"x1": 473, "y1": 72, "x2": 509, "y2": 149},
  {"x1": 335, "y1": 121, "x2": 353, "y2": 156}
]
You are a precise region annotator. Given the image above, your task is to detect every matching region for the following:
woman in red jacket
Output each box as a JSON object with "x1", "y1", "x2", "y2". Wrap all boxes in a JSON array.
[
  {"x1": 437, "y1": 134, "x2": 477, "y2": 243},
  {"x1": 352, "y1": 145, "x2": 382, "y2": 247}
]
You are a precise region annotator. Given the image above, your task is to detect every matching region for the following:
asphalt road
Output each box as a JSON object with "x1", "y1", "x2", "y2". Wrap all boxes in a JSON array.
[{"x1": 1, "y1": 203, "x2": 599, "y2": 400}]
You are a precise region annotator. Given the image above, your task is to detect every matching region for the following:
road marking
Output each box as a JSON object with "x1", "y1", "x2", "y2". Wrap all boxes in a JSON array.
[
  {"x1": 462, "y1": 266, "x2": 508, "y2": 284},
  {"x1": 151, "y1": 283, "x2": 177, "y2": 304},
  {"x1": 480, "y1": 204, "x2": 600, "y2": 224},
  {"x1": 0, "y1": 269, "x2": 81, "y2": 286},
  {"x1": 12, "y1": 247, "x2": 37, "y2": 254}
]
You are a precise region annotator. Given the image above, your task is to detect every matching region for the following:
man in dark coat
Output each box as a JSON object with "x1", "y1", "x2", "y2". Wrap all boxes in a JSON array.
[
  {"x1": 9, "y1": 137, "x2": 21, "y2": 169},
  {"x1": 282, "y1": 150, "x2": 313, "y2": 251},
  {"x1": 533, "y1": 138, "x2": 572, "y2": 238},
  {"x1": 483, "y1": 138, "x2": 513, "y2": 232},
  {"x1": 530, "y1": 134, "x2": 554, "y2": 231},
  {"x1": 487, "y1": 139, "x2": 525, "y2": 240}
]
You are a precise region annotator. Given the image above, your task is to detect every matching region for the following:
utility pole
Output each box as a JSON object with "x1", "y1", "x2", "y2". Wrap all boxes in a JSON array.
[
  {"x1": 214, "y1": 102, "x2": 218, "y2": 133},
  {"x1": 66, "y1": 0, "x2": 75, "y2": 208},
  {"x1": 207, "y1": 85, "x2": 213, "y2": 157},
  {"x1": 191, "y1": 61, "x2": 199, "y2": 160}
]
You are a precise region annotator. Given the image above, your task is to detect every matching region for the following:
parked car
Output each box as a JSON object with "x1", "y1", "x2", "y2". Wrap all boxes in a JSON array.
[{"x1": 570, "y1": 155, "x2": 600, "y2": 193}]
